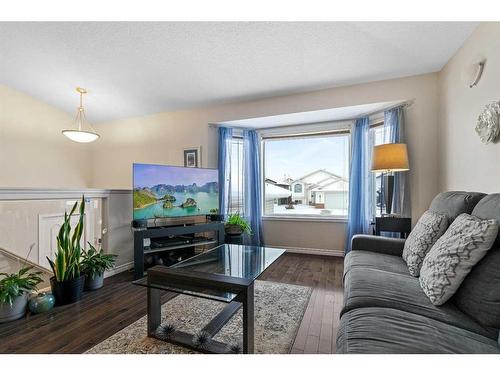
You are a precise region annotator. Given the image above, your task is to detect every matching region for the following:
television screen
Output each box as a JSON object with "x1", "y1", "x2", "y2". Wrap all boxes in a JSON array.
[{"x1": 133, "y1": 163, "x2": 219, "y2": 220}]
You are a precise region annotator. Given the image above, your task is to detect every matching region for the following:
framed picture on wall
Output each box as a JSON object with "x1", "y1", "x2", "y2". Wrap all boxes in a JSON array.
[{"x1": 183, "y1": 147, "x2": 201, "y2": 168}]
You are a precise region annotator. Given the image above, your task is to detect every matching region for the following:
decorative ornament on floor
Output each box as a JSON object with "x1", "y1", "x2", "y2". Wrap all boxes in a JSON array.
[
  {"x1": 62, "y1": 87, "x2": 100, "y2": 143},
  {"x1": 192, "y1": 330, "x2": 212, "y2": 349},
  {"x1": 227, "y1": 342, "x2": 242, "y2": 354},
  {"x1": 28, "y1": 292, "x2": 55, "y2": 314},
  {"x1": 475, "y1": 101, "x2": 500, "y2": 144},
  {"x1": 154, "y1": 323, "x2": 176, "y2": 340}
]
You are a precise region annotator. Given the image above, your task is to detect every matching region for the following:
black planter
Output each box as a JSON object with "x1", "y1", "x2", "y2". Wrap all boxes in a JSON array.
[
  {"x1": 84, "y1": 272, "x2": 104, "y2": 291},
  {"x1": 50, "y1": 275, "x2": 85, "y2": 306},
  {"x1": 206, "y1": 214, "x2": 224, "y2": 222}
]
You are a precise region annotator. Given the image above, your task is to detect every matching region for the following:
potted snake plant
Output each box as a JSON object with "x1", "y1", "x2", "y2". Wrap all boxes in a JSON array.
[
  {"x1": 81, "y1": 243, "x2": 117, "y2": 291},
  {"x1": 0, "y1": 266, "x2": 43, "y2": 323},
  {"x1": 47, "y1": 196, "x2": 86, "y2": 305},
  {"x1": 224, "y1": 213, "x2": 252, "y2": 236}
]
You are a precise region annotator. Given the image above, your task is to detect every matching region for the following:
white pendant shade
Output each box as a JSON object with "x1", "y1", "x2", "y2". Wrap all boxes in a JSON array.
[
  {"x1": 63, "y1": 87, "x2": 100, "y2": 143},
  {"x1": 62, "y1": 129, "x2": 100, "y2": 143}
]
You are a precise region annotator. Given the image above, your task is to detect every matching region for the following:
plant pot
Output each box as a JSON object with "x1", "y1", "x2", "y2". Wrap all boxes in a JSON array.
[
  {"x1": 225, "y1": 224, "x2": 244, "y2": 235},
  {"x1": 0, "y1": 293, "x2": 28, "y2": 323},
  {"x1": 85, "y1": 272, "x2": 104, "y2": 291},
  {"x1": 28, "y1": 292, "x2": 55, "y2": 314},
  {"x1": 207, "y1": 214, "x2": 224, "y2": 222},
  {"x1": 50, "y1": 275, "x2": 85, "y2": 306}
]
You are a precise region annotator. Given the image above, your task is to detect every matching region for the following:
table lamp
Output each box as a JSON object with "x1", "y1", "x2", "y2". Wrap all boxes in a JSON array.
[{"x1": 371, "y1": 143, "x2": 409, "y2": 216}]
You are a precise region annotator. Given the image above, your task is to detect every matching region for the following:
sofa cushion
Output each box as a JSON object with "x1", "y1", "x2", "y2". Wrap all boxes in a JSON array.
[
  {"x1": 419, "y1": 213, "x2": 498, "y2": 306},
  {"x1": 402, "y1": 210, "x2": 448, "y2": 276},
  {"x1": 429, "y1": 191, "x2": 486, "y2": 223},
  {"x1": 336, "y1": 307, "x2": 500, "y2": 354},
  {"x1": 343, "y1": 250, "x2": 408, "y2": 278},
  {"x1": 452, "y1": 194, "x2": 500, "y2": 328},
  {"x1": 342, "y1": 267, "x2": 497, "y2": 339},
  {"x1": 471, "y1": 193, "x2": 500, "y2": 245},
  {"x1": 350, "y1": 234, "x2": 406, "y2": 257}
]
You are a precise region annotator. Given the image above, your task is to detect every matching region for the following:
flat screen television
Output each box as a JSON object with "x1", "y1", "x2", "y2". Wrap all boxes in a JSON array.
[{"x1": 133, "y1": 163, "x2": 219, "y2": 220}]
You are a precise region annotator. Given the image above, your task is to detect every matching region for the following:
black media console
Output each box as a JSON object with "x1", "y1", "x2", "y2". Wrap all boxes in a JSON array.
[{"x1": 133, "y1": 222, "x2": 225, "y2": 279}]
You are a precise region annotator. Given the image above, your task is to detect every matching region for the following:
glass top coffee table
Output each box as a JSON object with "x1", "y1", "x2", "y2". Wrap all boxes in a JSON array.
[{"x1": 134, "y1": 243, "x2": 285, "y2": 354}]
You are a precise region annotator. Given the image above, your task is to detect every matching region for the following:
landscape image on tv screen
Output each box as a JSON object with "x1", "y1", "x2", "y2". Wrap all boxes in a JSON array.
[{"x1": 133, "y1": 163, "x2": 219, "y2": 220}]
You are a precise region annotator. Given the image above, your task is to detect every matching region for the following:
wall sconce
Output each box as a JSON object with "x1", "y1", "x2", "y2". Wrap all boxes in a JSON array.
[{"x1": 462, "y1": 59, "x2": 486, "y2": 88}]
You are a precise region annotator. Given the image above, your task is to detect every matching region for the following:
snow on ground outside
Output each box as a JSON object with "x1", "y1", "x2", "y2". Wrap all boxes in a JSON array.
[{"x1": 268, "y1": 204, "x2": 347, "y2": 217}]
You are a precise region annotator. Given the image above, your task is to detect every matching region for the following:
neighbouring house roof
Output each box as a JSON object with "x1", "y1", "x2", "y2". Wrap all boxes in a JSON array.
[
  {"x1": 291, "y1": 169, "x2": 348, "y2": 192},
  {"x1": 292, "y1": 169, "x2": 345, "y2": 184},
  {"x1": 311, "y1": 179, "x2": 349, "y2": 192},
  {"x1": 265, "y1": 183, "x2": 292, "y2": 199}
]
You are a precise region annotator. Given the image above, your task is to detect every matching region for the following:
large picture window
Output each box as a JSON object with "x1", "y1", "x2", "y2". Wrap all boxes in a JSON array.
[
  {"x1": 263, "y1": 131, "x2": 350, "y2": 218},
  {"x1": 228, "y1": 137, "x2": 244, "y2": 214}
]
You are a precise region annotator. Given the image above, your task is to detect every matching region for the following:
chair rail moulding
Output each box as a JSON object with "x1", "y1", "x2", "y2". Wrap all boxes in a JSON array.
[{"x1": 0, "y1": 188, "x2": 132, "y2": 201}]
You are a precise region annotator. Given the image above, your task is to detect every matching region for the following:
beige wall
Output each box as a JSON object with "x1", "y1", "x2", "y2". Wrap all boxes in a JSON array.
[
  {"x1": 0, "y1": 85, "x2": 91, "y2": 188},
  {"x1": 0, "y1": 70, "x2": 442, "y2": 252},
  {"x1": 91, "y1": 73, "x2": 440, "y2": 251},
  {"x1": 438, "y1": 23, "x2": 500, "y2": 193}
]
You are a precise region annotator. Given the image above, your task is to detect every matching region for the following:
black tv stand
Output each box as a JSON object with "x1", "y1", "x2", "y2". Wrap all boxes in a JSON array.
[{"x1": 133, "y1": 222, "x2": 225, "y2": 279}]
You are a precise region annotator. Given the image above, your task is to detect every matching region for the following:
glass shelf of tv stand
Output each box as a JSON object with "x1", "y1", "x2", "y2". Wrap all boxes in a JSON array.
[{"x1": 143, "y1": 239, "x2": 218, "y2": 255}]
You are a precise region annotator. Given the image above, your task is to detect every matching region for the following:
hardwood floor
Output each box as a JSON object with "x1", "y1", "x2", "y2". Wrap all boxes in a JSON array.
[
  {"x1": 0, "y1": 253, "x2": 344, "y2": 354},
  {"x1": 259, "y1": 253, "x2": 344, "y2": 354}
]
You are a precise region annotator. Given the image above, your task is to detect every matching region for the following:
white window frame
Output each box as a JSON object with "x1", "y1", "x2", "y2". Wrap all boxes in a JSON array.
[{"x1": 259, "y1": 121, "x2": 352, "y2": 222}]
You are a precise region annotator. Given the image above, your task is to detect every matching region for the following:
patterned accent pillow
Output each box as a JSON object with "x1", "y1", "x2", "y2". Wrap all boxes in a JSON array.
[
  {"x1": 419, "y1": 213, "x2": 498, "y2": 306},
  {"x1": 402, "y1": 211, "x2": 448, "y2": 276}
]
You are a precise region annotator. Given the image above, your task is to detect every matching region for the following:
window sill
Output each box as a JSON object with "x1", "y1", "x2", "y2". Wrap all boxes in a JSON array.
[{"x1": 262, "y1": 215, "x2": 348, "y2": 223}]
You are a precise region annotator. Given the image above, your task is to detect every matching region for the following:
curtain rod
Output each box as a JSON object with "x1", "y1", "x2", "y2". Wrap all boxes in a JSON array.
[{"x1": 207, "y1": 99, "x2": 414, "y2": 129}]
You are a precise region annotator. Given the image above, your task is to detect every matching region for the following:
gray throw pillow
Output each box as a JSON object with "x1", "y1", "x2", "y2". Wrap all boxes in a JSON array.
[
  {"x1": 419, "y1": 213, "x2": 498, "y2": 306},
  {"x1": 402, "y1": 210, "x2": 448, "y2": 276}
]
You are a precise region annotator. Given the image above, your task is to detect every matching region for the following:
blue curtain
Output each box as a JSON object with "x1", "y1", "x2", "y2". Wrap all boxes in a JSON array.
[
  {"x1": 345, "y1": 117, "x2": 374, "y2": 253},
  {"x1": 383, "y1": 106, "x2": 411, "y2": 218},
  {"x1": 243, "y1": 129, "x2": 263, "y2": 246},
  {"x1": 218, "y1": 127, "x2": 233, "y2": 217}
]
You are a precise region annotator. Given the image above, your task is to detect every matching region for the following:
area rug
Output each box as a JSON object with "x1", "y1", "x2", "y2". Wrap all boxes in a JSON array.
[{"x1": 86, "y1": 280, "x2": 311, "y2": 354}]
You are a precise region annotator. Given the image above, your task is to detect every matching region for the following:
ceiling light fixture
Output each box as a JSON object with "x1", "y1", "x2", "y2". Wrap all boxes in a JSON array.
[{"x1": 62, "y1": 87, "x2": 100, "y2": 143}]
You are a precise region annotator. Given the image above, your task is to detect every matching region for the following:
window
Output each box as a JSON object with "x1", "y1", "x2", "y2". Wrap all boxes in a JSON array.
[
  {"x1": 263, "y1": 131, "x2": 350, "y2": 218},
  {"x1": 228, "y1": 137, "x2": 244, "y2": 214},
  {"x1": 370, "y1": 123, "x2": 385, "y2": 216}
]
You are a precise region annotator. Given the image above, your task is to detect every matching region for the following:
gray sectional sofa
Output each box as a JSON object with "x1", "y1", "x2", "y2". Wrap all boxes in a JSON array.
[{"x1": 336, "y1": 191, "x2": 500, "y2": 353}]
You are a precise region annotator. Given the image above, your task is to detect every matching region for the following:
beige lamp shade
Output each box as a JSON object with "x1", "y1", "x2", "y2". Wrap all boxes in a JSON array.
[{"x1": 371, "y1": 143, "x2": 409, "y2": 172}]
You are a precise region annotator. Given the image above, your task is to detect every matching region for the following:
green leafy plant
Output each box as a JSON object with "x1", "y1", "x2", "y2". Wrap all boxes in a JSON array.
[
  {"x1": 47, "y1": 196, "x2": 85, "y2": 282},
  {"x1": 225, "y1": 213, "x2": 252, "y2": 235},
  {"x1": 209, "y1": 208, "x2": 219, "y2": 214},
  {"x1": 81, "y1": 243, "x2": 117, "y2": 279},
  {"x1": 0, "y1": 266, "x2": 43, "y2": 306}
]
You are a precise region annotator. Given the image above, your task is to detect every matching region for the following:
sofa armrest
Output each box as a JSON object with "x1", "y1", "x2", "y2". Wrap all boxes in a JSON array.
[{"x1": 351, "y1": 234, "x2": 406, "y2": 257}]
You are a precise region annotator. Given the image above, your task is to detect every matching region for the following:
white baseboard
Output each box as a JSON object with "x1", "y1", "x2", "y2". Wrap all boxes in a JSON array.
[
  {"x1": 104, "y1": 261, "x2": 134, "y2": 278},
  {"x1": 284, "y1": 246, "x2": 344, "y2": 257}
]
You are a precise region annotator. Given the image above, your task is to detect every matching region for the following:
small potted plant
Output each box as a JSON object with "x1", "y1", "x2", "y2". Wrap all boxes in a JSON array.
[
  {"x1": 81, "y1": 243, "x2": 117, "y2": 291},
  {"x1": 225, "y1": 213, "x2": 252, "y2": 236},
  {"x1": 47, "y1": 196, "x2": 86, "y2": 305},
  {"x1": 0, "y1": 266, "x2": 43, "y2": 323}
]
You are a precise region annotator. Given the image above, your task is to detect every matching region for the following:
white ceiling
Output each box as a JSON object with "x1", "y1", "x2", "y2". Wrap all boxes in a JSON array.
[
  {"x1": 217, "y1": 101, "x2": 404, "y2": 129},
  {"x1": 0, "y1": 22, "x2": 478, "y2": 123}
]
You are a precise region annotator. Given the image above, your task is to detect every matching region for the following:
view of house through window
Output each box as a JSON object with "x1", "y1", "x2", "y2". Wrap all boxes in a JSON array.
[
  {"x1": 263, "y1": 132, "x2": 350, "y2": 217},
  {"x1": 229, "y1": 137, "x2": 244, "y2": 214}
]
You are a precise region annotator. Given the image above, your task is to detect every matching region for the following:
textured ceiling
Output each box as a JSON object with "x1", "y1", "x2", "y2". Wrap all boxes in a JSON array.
[{"x1": 0, "y1": 22, "x2": 478, "y2": 123}]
